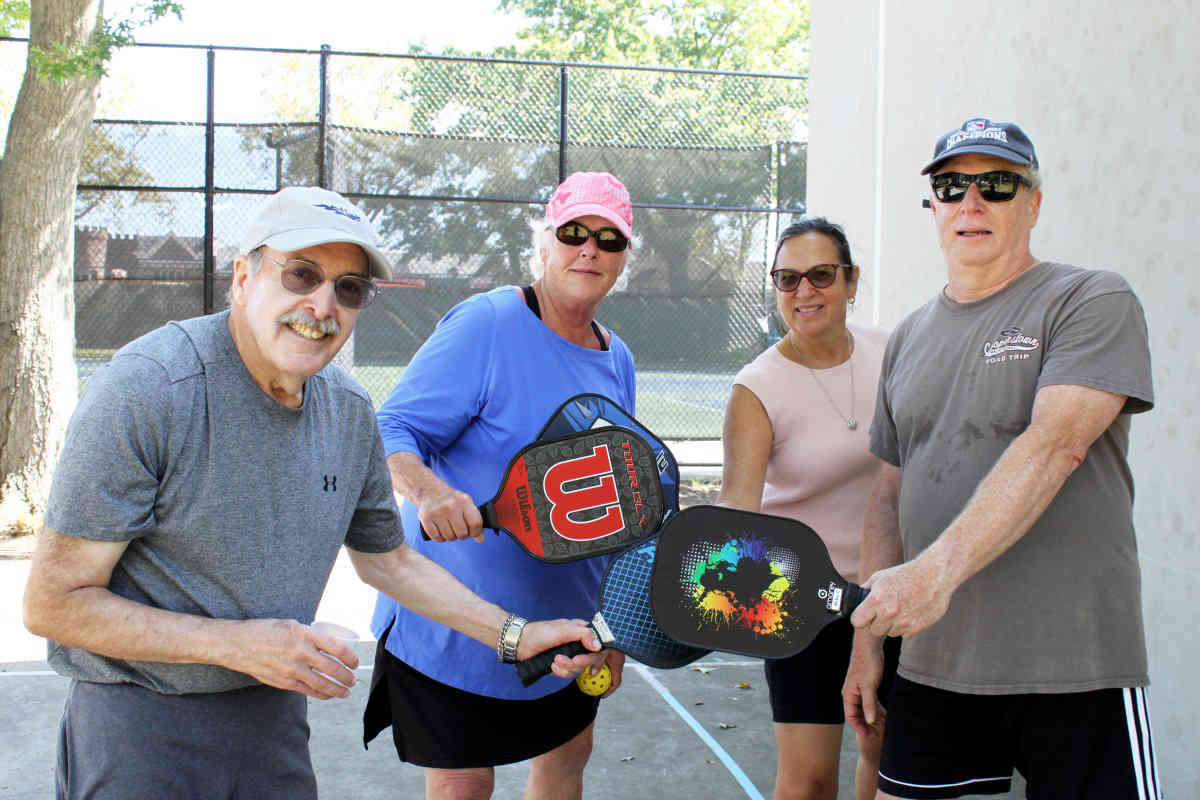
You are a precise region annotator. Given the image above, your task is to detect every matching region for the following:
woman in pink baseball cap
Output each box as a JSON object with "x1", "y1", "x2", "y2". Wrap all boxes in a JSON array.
[{"x1": 365, "y1": 172, "x2": 638, "y2": 799}]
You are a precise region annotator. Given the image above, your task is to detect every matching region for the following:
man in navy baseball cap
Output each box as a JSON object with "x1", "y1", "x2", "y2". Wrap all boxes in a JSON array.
[{"x1": 843, "y1": 117, "x2": 1159, "y2": 800}]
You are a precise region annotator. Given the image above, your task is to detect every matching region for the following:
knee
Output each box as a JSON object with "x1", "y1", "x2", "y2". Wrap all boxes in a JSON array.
[
  {"x1": 531, "y1": 726, "x2": 594, "y2": 781},
  {"x1": 425, "y1": 768, "x2": 494, "y2": 800},
  {"x1": 776, "y1": 776, "x2": 838, "y2": 800}
]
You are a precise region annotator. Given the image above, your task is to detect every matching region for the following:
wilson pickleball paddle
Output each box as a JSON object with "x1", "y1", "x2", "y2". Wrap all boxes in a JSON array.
[
  {"x1": 423, "y1": 426, "x2": 665, "y2": 562},
  {"x1": 649, "y1": 505, "x2": 868, "y2": 660},
  {"x1": 536, "y1": 393, "x2": 680, "y2": 518}
]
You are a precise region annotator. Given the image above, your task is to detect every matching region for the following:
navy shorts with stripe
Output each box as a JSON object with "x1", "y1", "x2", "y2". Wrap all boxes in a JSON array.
[{"x1": 878, "y1": 676, "x2": 1162, "y2": 799}]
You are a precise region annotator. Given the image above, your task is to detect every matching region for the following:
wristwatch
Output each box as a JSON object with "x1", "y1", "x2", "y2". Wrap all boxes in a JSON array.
[{"x1": 498, "y1": 613, "x2": 527, "y2": 663}]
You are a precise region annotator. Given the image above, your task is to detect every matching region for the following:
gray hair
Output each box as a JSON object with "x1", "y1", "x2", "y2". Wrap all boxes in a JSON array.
[
  {"x1": 225, "y1": 246, "x2": 265, "y2": 305},
  {"x1": 527, "y1": 219, "x2": 635, "y2": 293}
]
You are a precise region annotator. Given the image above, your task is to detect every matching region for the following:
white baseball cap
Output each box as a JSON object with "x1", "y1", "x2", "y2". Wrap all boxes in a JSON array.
[{"x1": 239, "y1": 186, "x2": 392, "y2": 279}]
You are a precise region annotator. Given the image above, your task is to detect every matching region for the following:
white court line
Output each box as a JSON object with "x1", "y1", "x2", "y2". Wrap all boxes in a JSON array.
[{"x1": 631, "y1": 663, "x2": 765, "y2": 800}]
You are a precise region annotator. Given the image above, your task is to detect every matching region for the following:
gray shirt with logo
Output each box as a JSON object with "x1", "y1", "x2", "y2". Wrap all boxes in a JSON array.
[
  {"x1": 870, "y1": 262, "x2": 1154, "y2": 694},
  {"x1": 44, "y1": 311, "x2": 403, "y2": 694}
]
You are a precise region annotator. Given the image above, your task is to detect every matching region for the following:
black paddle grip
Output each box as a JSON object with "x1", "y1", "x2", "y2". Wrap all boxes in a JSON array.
[
  {"x1": 841, "y1": 583, "x2": 870, "y2": 616},
  {"x1": 515, "y1": 641, "x2": 589, "y2": 687}
]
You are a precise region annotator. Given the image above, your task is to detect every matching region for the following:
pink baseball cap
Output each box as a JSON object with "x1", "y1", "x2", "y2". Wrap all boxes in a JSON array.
[{"x1": 545, "y1": 172, "x2": 634, "y2": 239}]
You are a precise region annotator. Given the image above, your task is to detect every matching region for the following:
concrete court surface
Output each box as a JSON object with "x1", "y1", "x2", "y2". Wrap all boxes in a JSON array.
[{"x1": 0, "y1": 550, "x2": 1026, "y2": 800}]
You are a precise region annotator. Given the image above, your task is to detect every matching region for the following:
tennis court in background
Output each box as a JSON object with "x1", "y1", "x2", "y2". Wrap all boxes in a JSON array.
[
  {"x1": 78, "y1": 356, "x2": 736, "y2": 450},
  {"x1": 355, "y1": 364, "x2": 734, "y2": 444}
]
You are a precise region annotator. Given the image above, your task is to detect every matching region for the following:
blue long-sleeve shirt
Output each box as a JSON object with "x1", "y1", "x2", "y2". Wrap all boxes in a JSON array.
[{"x1": 372, "y1": 286, "x2": 636, "y2": 699}]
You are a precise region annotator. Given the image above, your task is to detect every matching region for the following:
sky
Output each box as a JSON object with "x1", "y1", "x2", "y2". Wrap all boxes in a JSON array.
[
  {"x1": 1, "y1": 0, "x2": 531, "y2": 125},
  {"x1": 106, "y1": 0, "x2": 528, "y2": 53}
]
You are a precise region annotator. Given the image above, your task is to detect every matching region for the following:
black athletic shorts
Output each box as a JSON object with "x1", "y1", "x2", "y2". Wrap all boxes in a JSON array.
[
  {"x1": 878, "y1": 677, "x2": 1162, "y2": 799},
  {"x1": 764, "y1": 617, "x2": 901, "y2": 724},
  {"x1": 362, "y1": 637, "x2": 600, "y2": 769}
]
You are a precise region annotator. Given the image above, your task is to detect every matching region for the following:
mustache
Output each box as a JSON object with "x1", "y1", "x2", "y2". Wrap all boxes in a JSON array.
[{"x1": 277, "y1": 310, "x2": 341, "y2": 337}]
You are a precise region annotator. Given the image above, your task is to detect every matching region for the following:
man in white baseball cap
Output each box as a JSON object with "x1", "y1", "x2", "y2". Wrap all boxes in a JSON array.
[{"x1": 24, "y1": 186, "x2": 599, "y2": 798}]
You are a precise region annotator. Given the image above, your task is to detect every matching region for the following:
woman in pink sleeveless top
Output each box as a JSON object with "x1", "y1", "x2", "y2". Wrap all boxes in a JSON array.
[{"x1": 719, "y1": 217, "x2": 899, "y2": 800}]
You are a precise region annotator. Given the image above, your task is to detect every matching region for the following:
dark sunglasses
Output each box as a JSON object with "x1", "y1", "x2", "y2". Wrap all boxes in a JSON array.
[
  {"x1": 265, "y1": 256, "x2": 378, "y2": 310},
  {"x1": 929, "y1": 170, "x2": 1033, "y2": 203},
  {"x1": 554, "y1": 221, "x2": 629, "y2": 252},
  {"x1": 770, "y1": 264, "x2": 849, "y2": 291}
]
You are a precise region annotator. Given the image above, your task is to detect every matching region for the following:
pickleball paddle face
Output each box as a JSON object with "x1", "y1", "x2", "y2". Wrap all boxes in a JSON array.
[
  {"x1": 515, "y1": 534, "x2": 708, "y2": 685},
  {"x1": 650, "y1": 505, "x2": 867, "y2": 660},
  {"x1": 485, "y1": 426, "x2": 665, "y2": 562},
  {"x1": 594, "y1": 536, "x2": 709, "y2": 669},
  {"x1": 537, "y1": 394, "x2": 680, "y2": 518}
]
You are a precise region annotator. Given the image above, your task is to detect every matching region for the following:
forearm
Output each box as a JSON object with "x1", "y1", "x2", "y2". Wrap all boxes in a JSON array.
[
  {"x1": 25, "y1": 580, "x2": 244, "y2": 667},
  {"x1": 386, "y1": 450, "x2": 453, "y2": 506},
  {"x1": 858, "y1": 463, "x2": 904, "y2": 580},
  {"x1": 349, "y1": 545, "x2": 506, "y2": 650}
]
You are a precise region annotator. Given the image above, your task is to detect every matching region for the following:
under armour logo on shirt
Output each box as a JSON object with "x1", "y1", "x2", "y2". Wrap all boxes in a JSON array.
[{"x1": 323, "y1": 475, "x2": 337, "y2": 492}]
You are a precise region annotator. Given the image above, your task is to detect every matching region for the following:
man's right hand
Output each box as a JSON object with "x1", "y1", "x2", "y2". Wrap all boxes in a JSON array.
[
  {"x1": 843, "y1": 630, "x2": 886, "y2": 738},
  {"x1": 223, "y1": 619, "x2": 360, "y2": 700}
]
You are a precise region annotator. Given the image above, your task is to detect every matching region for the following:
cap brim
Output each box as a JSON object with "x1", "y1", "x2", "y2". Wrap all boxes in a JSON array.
[
  {"x1": 921, "y1": 143, "x2": 1035, "y2": 175},
  {"x1": 253, "y1": 228, "x2": 392, "y2": 280},
  {"x1": 547, "y1": 204, "x2": 633, "y2": 239}
]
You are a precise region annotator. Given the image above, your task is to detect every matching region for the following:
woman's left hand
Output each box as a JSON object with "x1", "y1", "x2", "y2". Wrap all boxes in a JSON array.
[{"x1": 551, "y1": 649, "x2": 625, "y2": 697}]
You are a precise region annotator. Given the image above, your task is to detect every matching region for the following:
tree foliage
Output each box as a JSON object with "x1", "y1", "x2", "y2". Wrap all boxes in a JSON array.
[
  {"x1": 0, "y1": 0, "x2": 182, "y2": 532},
  {"x1": 496, "y1": 0, "x2": 808, "y2": 73}
]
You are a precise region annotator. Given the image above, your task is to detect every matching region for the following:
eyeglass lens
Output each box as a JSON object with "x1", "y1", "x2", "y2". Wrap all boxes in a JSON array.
[
  {"x1": 931, "y1": 171, "x2": 1024, "y2": 203},
  {"x1": 771, "y1": 265, "x2": 840, "y2": 291},
  {"x1": 278, "y1": 260, "x2": 378, "y2": 309},
  {"x1": 555, "y1": 222, "x2": 629, "y2": 252}
]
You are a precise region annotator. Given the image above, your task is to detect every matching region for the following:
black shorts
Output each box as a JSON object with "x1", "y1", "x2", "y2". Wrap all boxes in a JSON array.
[
  {"x1": 764, "y1": 617, "x2": 901, "y2": 724},
  {"x1": 362, "y1": 638, "x2": 600, "y2": 769},
  {"x1": 878, "y1": 677, "x2": 1162, "y2": 799}
]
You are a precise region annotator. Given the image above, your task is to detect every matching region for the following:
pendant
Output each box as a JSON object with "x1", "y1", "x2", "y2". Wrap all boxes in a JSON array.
[{"x1": 847, "y1": 418, "x2": 858, "y2": 431}]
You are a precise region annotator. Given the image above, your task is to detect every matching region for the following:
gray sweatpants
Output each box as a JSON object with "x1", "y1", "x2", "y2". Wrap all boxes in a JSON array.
[{"x1": 56, "y1": 680, "x2": 316, "y2": 800}]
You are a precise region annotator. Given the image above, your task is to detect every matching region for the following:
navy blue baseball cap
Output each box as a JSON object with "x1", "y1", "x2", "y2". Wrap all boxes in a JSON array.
[{"x1": 921, "y1": 118, "x2": 1039, "y2": 175}]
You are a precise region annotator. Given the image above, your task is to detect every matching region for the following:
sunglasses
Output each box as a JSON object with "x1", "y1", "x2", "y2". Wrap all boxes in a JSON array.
[
  {"x1": 929, "y1": 170, "x2": 1033, "y2": 203},
  {"x1": 265, "y1": 256, "x2": 378, "y2": 310},
  {"x1": 554, "y1": 221, "x2": 629, "y2": 253},
  {"x1": 770, "y1": 264, "x2": 849, "y2": 292}
]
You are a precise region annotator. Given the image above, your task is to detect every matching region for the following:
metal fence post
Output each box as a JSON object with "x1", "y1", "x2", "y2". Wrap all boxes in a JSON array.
[
  {"x1": 318, "y1": 44, "x2": 330, "y2": 189},
  {"x1": 203, "y1": 47, "x2": 215, "y2": 315},
  {"x1": 558, "y1": 65, "x2": 568, "y2": 184}
]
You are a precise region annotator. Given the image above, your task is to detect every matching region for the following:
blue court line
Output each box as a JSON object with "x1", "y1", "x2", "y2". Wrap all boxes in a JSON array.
[{"x1": 631, "y1": 663, "x2": 765, "y2": 800}]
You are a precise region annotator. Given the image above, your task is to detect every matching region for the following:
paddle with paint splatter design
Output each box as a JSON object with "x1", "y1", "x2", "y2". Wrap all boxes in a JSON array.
[{"x1": 649, "y1": 505, "x2": 868, "y2": 660}]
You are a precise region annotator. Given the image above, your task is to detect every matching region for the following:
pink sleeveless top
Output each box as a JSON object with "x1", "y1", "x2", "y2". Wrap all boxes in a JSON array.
[{"x1": 732, "y1": 322, "x2": 888, "y2": 582}]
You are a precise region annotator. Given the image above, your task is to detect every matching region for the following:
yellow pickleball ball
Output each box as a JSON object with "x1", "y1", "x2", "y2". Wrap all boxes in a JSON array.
[{"x1": 576, "y1": 663, "x2": 612, "y2": 696}]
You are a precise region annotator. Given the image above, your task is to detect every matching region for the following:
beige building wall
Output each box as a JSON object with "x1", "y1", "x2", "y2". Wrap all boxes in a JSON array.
[{"x1": 809, "y1": 2, "x2": 1199, "y2": 796}]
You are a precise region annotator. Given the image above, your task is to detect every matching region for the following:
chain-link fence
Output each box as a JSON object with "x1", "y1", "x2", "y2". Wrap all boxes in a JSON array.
[{"x1": 3, "y1": 41, "x2": 807, "y2": 447}]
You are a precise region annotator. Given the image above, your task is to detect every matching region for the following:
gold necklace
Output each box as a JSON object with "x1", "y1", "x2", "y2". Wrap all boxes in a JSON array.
[{"x1": 787, "y1": 331, "x2": 857, "y2": 430}]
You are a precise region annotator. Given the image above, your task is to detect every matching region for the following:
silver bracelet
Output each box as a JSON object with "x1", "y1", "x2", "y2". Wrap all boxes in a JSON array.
[{"x1": 497, "y1": 613, "x2": 527, "y2": 663}]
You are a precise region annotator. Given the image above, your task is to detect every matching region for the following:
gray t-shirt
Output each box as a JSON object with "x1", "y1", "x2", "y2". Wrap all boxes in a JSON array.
[
  {"x1": 871, "y1": 262, "x2": 1153, "y2": 694},
  {"x1": 44, "y1": 311, "x2": 404, "y2": 694}
]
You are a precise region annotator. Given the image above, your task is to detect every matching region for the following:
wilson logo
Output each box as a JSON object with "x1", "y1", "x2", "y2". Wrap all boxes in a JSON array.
[
  {"x1": 543, "y1": 444, "x2": 626, "y2": 541},
  {"x1": 515, "y1": 484, "x2": 534, "y2": 533}
]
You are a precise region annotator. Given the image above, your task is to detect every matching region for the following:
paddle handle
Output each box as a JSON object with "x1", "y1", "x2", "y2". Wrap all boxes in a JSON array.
[
  {"x1": 840, "y1": 583, "x2": 870, "y2": 616},
  {"x1": 418, "y1": 503, "x2": 497, "y2": 541},
  {"x1": 515, "y1": 641, "x2": 590, "y2": 687}
]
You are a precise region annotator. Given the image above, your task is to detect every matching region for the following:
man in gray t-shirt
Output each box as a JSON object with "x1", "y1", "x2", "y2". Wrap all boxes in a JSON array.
[
  {"x1": 23, "y1": 187, "x2": 598, "y2": 799},
  {"x1": 842, "y1": 120, "x2": 1161, "y2": 799}
]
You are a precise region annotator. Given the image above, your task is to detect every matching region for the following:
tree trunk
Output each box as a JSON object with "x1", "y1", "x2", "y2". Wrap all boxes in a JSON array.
[{"x1": 0, "y1": 0, "x2": 102, "y2": 530}]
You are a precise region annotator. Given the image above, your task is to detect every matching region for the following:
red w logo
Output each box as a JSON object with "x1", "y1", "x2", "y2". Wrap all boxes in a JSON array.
[{"x1": 542, "y1": 445, "x2": 626, "y2": 541}]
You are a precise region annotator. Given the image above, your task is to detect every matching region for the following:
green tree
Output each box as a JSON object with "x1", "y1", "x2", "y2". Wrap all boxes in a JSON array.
[
  {"x1": 496, "y1": 0, "x2": 808, "y2": 72},
  {"x1": 0, "y1": 0, "x2": 180, "y2": 533}
]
